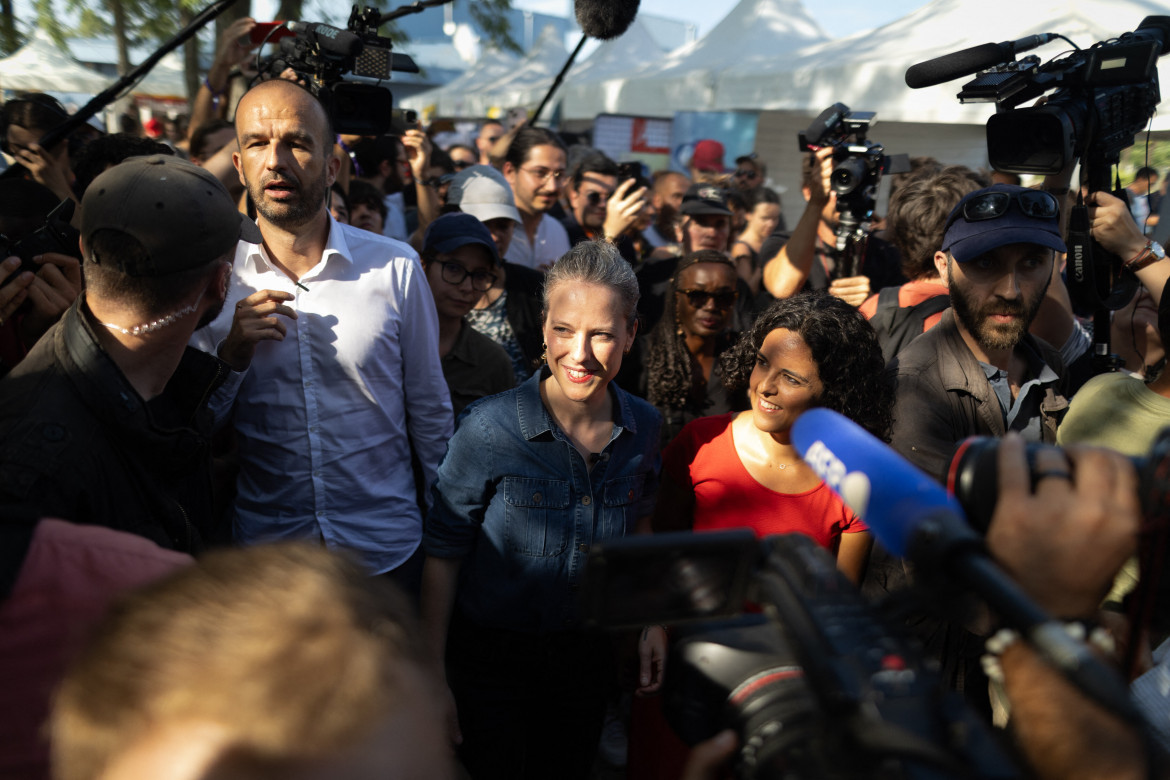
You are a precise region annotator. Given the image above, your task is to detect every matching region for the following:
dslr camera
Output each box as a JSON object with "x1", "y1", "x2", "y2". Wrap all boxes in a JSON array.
[{"x1": 798, "y1": 104, "x2": 908, "y2": 277}]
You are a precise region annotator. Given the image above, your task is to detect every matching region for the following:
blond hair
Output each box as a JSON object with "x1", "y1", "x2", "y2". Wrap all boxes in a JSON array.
[{"x1": 51, "y1": 544, "x2": 427, "y2": 780}]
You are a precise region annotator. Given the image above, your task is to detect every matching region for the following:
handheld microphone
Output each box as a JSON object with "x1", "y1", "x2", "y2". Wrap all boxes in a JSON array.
[
  {"x1": 792, "y1": 408, "x2": 1142, "y2": 726},
  {"x1": 574, "y1": 0, "x2": 640, "y2": 40},
  {"x1": 905, "y1": 33, "x2": 1057, "y2": 89},
  {"x1": 287, "y1": 21, "x2": 362, "y2": 58}
]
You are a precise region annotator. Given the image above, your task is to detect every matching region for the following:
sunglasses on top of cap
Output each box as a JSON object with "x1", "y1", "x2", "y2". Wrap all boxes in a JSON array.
[
  {"x1": 676, "y1": 288, "x2": 737, "y2": 309},
  {"x1": 949, "y1": 190, "x2": 1060, "y2": 230}
]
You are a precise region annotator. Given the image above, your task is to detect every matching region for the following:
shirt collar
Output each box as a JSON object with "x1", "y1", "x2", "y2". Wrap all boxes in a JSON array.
[
  {"x1": 238, "y1": 215, "x2": 353, "y2": 275},
  {"x1": 515, "y1": 368, "x2": 639, "y2": 441}
]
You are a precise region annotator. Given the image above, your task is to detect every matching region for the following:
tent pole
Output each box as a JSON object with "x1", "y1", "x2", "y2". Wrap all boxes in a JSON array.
[{"x1": 532, "y1": 35, "x2": 587, "y2": 125}]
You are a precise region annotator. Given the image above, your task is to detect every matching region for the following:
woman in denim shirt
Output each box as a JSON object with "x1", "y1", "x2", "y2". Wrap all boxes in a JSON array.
[{"x1": 421, "y1": 241, "x2": 662, "y2": 780}]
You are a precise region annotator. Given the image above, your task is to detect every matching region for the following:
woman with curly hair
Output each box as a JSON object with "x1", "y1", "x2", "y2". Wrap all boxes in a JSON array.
[
  {"x1": 638, "y1": 250, "x2": 748, "y2": 447},
  {"x1": 649, "y1": 290, "x2": 893, "y2": 583}
]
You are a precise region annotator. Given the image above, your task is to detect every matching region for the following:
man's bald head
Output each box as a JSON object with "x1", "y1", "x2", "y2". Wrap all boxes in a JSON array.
[{"x1": 236, "y1": 79, "x2": 334, "y2": 147}]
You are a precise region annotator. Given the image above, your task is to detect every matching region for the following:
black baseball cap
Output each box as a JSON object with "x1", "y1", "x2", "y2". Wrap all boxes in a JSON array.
[{"x1": 81, "y1": 155, "x2": 260, "y2": 276}]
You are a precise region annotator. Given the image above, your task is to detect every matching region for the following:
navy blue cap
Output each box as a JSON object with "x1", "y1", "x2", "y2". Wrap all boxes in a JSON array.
[
  {"x1": 942, "y1": 184, "x2": 1065, "y2": 263},
  {"x1": 422, "y1": 212, "x2": 500, "y2": 266}
]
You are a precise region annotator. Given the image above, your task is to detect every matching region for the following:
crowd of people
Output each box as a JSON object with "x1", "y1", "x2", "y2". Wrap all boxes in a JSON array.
[{"x1": 0, "y1": 14, "x2": 1168, "y2": 780}]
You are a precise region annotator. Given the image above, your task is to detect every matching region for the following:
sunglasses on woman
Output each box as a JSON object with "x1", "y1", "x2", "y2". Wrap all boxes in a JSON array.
[{"x1": 676, "y1": 288, "x2": 737, "y2": 309}]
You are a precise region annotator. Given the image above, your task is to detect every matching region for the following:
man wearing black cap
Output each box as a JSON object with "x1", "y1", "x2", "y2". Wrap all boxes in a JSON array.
[
  {"x1": 888, "y1": 184, "x2": 1074, "y2": 483},
  {"x1": 0, "y1": 155, "x2": 256, "y2": 553}
]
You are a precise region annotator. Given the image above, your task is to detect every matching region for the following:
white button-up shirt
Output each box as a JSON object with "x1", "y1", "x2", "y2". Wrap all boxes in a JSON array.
[
  {"x1": 504, "y1": 213, "x2": 571, "y2": 270},
  {"x1": 193, "y1": 219, "x2": 453, "y2": 574}
]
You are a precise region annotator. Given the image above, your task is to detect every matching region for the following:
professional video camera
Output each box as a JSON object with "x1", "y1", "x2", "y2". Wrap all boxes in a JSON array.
[
  {"x1": 798, "y1": 103, "x2": 909, "y2": 278},
  {"x1": 258, "y1": 6, "x2": 421, "y2": 136},
  {"x1": 582, "y1": 531, "x2": 1019, "y2": 779},
  {"x1": 907, "y1": 18, "x2": 1170, "y2": 368}
]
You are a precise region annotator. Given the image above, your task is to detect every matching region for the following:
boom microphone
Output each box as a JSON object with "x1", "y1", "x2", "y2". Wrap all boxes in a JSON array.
[
  {"x1": 791, "y1": 408, "x2": 1142, "y2": 726},
  {"x1": 905, "y1": 33, "x2": 1058, "y2": 89},
  {"x1": 286, "y1": 21, "x2": 362, "y2": 58},
  {"x1": 574, "y1": 0, "x2": 640, "y2": 40}
]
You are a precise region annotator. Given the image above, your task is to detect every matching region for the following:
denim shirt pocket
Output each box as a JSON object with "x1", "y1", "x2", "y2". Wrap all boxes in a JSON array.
[
  {"x1": 598, "y1": 474, "x2": 645, "y2": 539},
  {"x1": 502, "y1": 476, "x2": 571, "y2": 557}
]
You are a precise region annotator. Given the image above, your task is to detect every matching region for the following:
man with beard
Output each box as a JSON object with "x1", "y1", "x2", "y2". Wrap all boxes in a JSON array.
[
  {"x1": 888, "y1": 184, "x2": 1070, "y2": 483},
  {"x1": 0, "y1": 155, "x2": 252, "y2": 554},
  {"x1": 193, "y1": 79, "x2": 452, "y2": 591}
]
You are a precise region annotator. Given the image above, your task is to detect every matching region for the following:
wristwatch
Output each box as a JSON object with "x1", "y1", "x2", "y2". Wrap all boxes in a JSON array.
[{"x1": 1124, "y1": 239, "x2": 1165, "y2": 273}]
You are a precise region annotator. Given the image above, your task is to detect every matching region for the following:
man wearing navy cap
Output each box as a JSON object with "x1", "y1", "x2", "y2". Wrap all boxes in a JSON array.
[
  {"x1": 421, "y1": 213, "x2": 514, "y2": 418},
  {"x1": 888, "y1": 184, "x2": 1072, "y2": 484}
]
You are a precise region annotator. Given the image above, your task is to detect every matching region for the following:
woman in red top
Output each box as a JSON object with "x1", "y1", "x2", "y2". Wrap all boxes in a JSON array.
[{"x1": 650, "y1": 291, "x2": 893, "y2": 583}]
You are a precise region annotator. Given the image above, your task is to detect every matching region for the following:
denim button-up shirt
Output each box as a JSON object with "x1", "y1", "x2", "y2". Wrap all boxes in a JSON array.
[{"x1": 424, "y1": 370, "x2": 662, "y2": 633}]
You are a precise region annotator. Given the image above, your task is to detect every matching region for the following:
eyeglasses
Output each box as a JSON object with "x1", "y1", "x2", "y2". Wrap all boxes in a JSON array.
[
  {"x1": 422, "y1": 173, "x2": 456, "y2": 189},
  {"x1": 676, "y1": 288, "x2": 737, "y2": 309},
  {"x1": 734, "y1": 168, "x2": 759, "y2": 179},
  {"x1": 440, "y1": 261, "x2": 497, "y2": 292},
  {"x1": 948, "y1": 190, "x2": 1060, "y2": 230},
  {"x1": 585, "y1": 190, "x2": 610, "y2": 206},
  {"x1": 520, "y1": 166, "x2": 566, "y2": 185}
]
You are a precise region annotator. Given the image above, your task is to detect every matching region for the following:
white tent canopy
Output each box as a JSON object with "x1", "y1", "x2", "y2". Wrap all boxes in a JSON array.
[
  {"x1": 403, "y1": 46, "x2": 519, "y2": 116},
  {"x1": 131, "y1": 52, "x2": 187, "y2": 100},
  {"x1": 541, "y1": 18, "x2": 668, "y2": 121},
  {"x1": 593, "y1": 0, "x2": 830, "y2": 118},
  {"x1": 0, "y1": 29, "x2": 108, "y2": 94},
  {"x1": 448, "y1": 24, "x2": 568, "y2": 118},
  {"x1": 715, "y1": 0, "x2": 1170, "y2": 130}
]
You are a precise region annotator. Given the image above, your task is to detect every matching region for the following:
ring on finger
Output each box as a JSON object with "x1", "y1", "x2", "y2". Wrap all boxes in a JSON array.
[{"x1": 1035, "y1": 469, "x2": 1072, "y2": 482}]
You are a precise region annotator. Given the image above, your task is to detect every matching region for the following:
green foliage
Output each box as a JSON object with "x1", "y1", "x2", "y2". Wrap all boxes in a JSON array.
[
  {"x1": 32, "y1": 0, "x2": 194, "y2": 50},
  {"x1": 467, "y1": 0, "x2": 520, "y2": 55},
  {"x1": 1122, "y1": 140, "x2": 1170, "y2": 183}
]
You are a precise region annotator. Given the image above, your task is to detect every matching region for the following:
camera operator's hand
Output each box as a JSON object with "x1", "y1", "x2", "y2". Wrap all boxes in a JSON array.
[
  {"x1": 986, "y1": 433, "x2": 1140, "y2": 619},
  {"x1": 0, "y1": 256, "x2": 34, "y2": 329},
  {"x1": 402, "y1": 128, "x2": 431, "y2": 181},
  {"x1": 603, "y1": 178, "x2": 649, "y2": 242},
  {"x1": 828, "y1": 275, "x2": 870, "y2": 308},
  {"x1": 218, "y1": 289, "x2": 298, "y2": 373},
  {"x1": 680, "y1": 730, "x2": 738, "y2": 780},
  {"x1": 20, "y1": 252, "x2": 81, "y2": 349},
  {"x1": 808, "y1": 146, "x2": 833, "y2": 206},
  {"x1": 14, "y1": 142, "x2": 75, "y2": 206},
  {"x1": 1088, "y1": 191, "x2": 1149, "y2": 269},
  {"x1": 637, "y1": 624, "x2": 668, "y2": 695},
  {"x1": 207, "y1": 17, "x2": 258, "y2": 95}
]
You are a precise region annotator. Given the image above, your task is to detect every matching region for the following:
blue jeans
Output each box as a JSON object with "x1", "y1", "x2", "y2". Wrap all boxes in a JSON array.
[{"x1": 448, "y1": 611, "x2": 612, "y2": 780}]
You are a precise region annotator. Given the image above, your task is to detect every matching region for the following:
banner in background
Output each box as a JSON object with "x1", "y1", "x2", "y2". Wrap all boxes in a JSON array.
[{"x1": 671, "y1": 111, "x2": 759, "y2": 174}]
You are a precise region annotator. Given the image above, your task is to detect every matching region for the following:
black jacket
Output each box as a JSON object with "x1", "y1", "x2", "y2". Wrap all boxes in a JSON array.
[
  {"x1": 502, "y1": 261, "x2": 546, "y2": 375},
  {"x1": 0, "y1": 300, "x2": 227, "y2": 563},
  {"x1": 888, "y1": 308, "x2": 1069, "y2": 483}
]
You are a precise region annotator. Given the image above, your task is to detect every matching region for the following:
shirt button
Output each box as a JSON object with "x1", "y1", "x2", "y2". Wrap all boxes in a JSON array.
[
  {"x1": 533, "y1": 492, "x2": 542, "y2": 504},
  {"x1": 313, "y1": 470, "x2": 321, "y2": 477},
  {"x1": 581, "y1": 496, "x2": 592, "y2": 506},
  {"x1": 304, "y1": 380, "x2": 313, "y2": 388},
  {"x1": 578, "y1": 543, "x2": 588, "y2": 552},
  {"x1": 628, "y1": 489, "x2": 634, "y2": 500}
]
